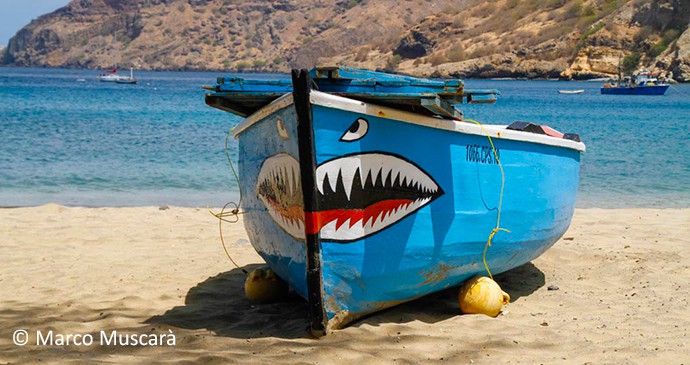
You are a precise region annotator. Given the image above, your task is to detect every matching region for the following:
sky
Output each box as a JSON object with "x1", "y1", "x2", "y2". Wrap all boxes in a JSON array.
[{"x1": 0, "y1": 0, "x2": 72, "y2": 46}]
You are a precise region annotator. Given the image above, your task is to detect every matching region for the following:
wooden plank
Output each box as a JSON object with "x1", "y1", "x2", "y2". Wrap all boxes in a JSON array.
[
  {"x1": 420, "y1": 95, "x2": 464, "y2": 119},
  {"x1": 292, "y1": 69, "x2": 327, "y2": 338},
  {"x1": 464, "y1": 89, "x2": 499, "y2": 104}
]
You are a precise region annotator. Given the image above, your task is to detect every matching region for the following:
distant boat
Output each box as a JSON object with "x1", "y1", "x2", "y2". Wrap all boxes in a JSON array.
[
  {"x1": 98, "y1": 35, "x2": 137, "y2": 84},
  {"x1": 99, "y1": 68, "x2": 137, "y2": 84},
  {"x1": 601, "y1": 70, "x2": 669, "y2": 95},
  {"x1": 601, "y1": 83, "x2": 669, "y2": 95},
  {"x1": 204, "y1": 66, "x2": 585, "y2": 335},
  {"x1": 558, "y1": 89, "x2": 584, "y2": 94}
]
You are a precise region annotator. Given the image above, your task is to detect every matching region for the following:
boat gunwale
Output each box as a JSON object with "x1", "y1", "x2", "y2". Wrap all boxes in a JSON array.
[{"x1": 232, "y1": 90, "x2": 586, "y2": 153}]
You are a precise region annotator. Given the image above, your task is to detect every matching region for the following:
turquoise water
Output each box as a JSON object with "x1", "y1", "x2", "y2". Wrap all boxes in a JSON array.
[{"x1": 1, "y1": 67, "x2": 688, "y2": 208}]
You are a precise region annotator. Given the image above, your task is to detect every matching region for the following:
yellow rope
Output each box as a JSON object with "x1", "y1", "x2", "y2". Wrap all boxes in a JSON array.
[
  {"x1": 463, "y1": 118, "x2": 511, "y2": 280},
  {"x1": 209, "y1": 203, "x2": 247, "y2": 274},
  {"x1": 208, "y1": 126, "x2": 247, "y2": 274},
  {"x1": 224, "y1": 126, "x2": 243, "y2": 208}
]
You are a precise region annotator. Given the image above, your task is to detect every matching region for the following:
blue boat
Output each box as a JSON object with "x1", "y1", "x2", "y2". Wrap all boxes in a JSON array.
[
  {"x1": 204, "y1": 67, "x2": 585, "y2": 335},
  {"x1": 601, "y1": 84, "x2": 669, "y2": 95},
  {"x1": 601, "y1": 70, "x2": 670, "y2": 95}
]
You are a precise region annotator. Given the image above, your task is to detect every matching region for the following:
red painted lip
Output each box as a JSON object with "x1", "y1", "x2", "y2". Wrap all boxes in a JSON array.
[
  {"x1": 304, "y1": 199, "x2": 413, "y2": 235},
  {"x1": 265, "y1": 196, "x2": 305, "y2": 226}
]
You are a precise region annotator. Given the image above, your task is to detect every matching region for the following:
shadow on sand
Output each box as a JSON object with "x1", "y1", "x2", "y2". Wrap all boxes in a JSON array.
[
  {"x1": 146, "y1": 264, "x2": 310, "y2": 339},
  {"x1": 147, "y1": 262, "x2": 545, "y2": 339},
  {"x1": 353, "y1": 262, "x2": 545, "y2": 329},
  {"x1": 494, "y1": 262, "x2": 546, "y2": 302}
]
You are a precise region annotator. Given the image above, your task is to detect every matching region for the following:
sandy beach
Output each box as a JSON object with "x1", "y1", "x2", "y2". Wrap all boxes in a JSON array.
[{"x1": 0, "y1": 205, "x2": 688, "y2": 364}]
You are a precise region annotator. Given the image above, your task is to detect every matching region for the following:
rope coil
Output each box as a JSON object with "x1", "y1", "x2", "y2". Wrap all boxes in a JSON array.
[{"x1": 209, "y1": 126, "x2": 247, "y2": 274}]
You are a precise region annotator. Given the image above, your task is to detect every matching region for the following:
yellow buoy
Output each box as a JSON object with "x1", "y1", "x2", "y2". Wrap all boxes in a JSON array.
[
  {"x1": 458, "y1": 276, "x2": 510, "y2": 317},
  {"x1": 244, "y1": 267, "x2": 289, "y2": 302}
]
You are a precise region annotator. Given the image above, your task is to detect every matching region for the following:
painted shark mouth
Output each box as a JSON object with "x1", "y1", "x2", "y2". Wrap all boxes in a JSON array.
[
  {"x1": 256, "y1": 153, "x2": 305, "y2": 239},
  {"x1": 255, "y1": 152, "x2": 443, "y2": 242}
]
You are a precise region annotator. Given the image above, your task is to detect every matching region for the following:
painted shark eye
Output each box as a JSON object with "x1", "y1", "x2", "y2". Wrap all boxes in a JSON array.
[
  {"x1": 276, "y1": 118, "x2": 289, "y2": 140},
  {"x1": 340, "y1": 118, "x2": 369, "y2": 142}
]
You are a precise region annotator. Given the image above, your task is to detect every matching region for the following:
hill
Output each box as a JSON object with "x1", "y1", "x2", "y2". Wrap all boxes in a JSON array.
[{"x1": 2, "y1": 0, "x2": 689, "y2": 81}]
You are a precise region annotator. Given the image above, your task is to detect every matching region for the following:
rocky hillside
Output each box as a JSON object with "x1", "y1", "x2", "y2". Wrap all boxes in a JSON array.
[{"x1": 2, "y1": 0, "x2": 689, "y2": 81}]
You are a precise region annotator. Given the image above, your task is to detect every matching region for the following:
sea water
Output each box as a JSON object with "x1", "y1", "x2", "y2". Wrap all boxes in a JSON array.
[{"x1": 1, "y1": 67, "x2": 688, "y2": 208}]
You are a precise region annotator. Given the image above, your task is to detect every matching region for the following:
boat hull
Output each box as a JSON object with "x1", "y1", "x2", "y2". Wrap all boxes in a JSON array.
[
  {"x1": 600, "y1": 85, "x2": 669, "y2": 95},
  {"x1": 98, "y1": 76, "x2": 120, "y2": 82},
  {"x1": 235, "y1": 77, "x2": 583, "y2": 333},
  {"x1": 98, "y1": 71, "x2": 136, "y2": 84},
  {"x1": 114, "y1": 79, "x2": 137, "y2": 84}
]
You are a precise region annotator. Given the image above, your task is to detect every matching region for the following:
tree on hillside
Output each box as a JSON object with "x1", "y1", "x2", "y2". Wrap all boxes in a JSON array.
[{"x1": 622, "y1": 52, "x2": 640, "y2": 82}]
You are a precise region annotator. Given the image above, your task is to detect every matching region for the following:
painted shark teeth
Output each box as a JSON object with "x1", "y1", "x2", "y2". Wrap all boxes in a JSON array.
[
  {"x1": 255, "y1": 153, "x2": 305, "y2": 240},
  {"x1": 319, "y1": 196, "x2": 434, "y2": 241},
  {"x1": 315, "y1": 153, "x2": 440, "y2": 201},
  {"x1": 314, "y1": 152, "x2": 442, "y2": 242}
]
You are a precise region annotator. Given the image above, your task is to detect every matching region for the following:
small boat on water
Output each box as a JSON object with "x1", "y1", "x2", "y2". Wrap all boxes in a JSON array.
[
  {"x1": 601, "y1": 70, "x2": 669, "y2": 95},
  {"x1": 204, "y1": 67, "x2": 585, "y2": 335},
  {"x1": 98, "y1": 35, "x2": 137, "y2": 84},
  {"x1": 558, "y1": 89, "x2": 584, "y2": 94},
  {"x1": 99, "y1": 68, "x2": 137, "y2": 84}
]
